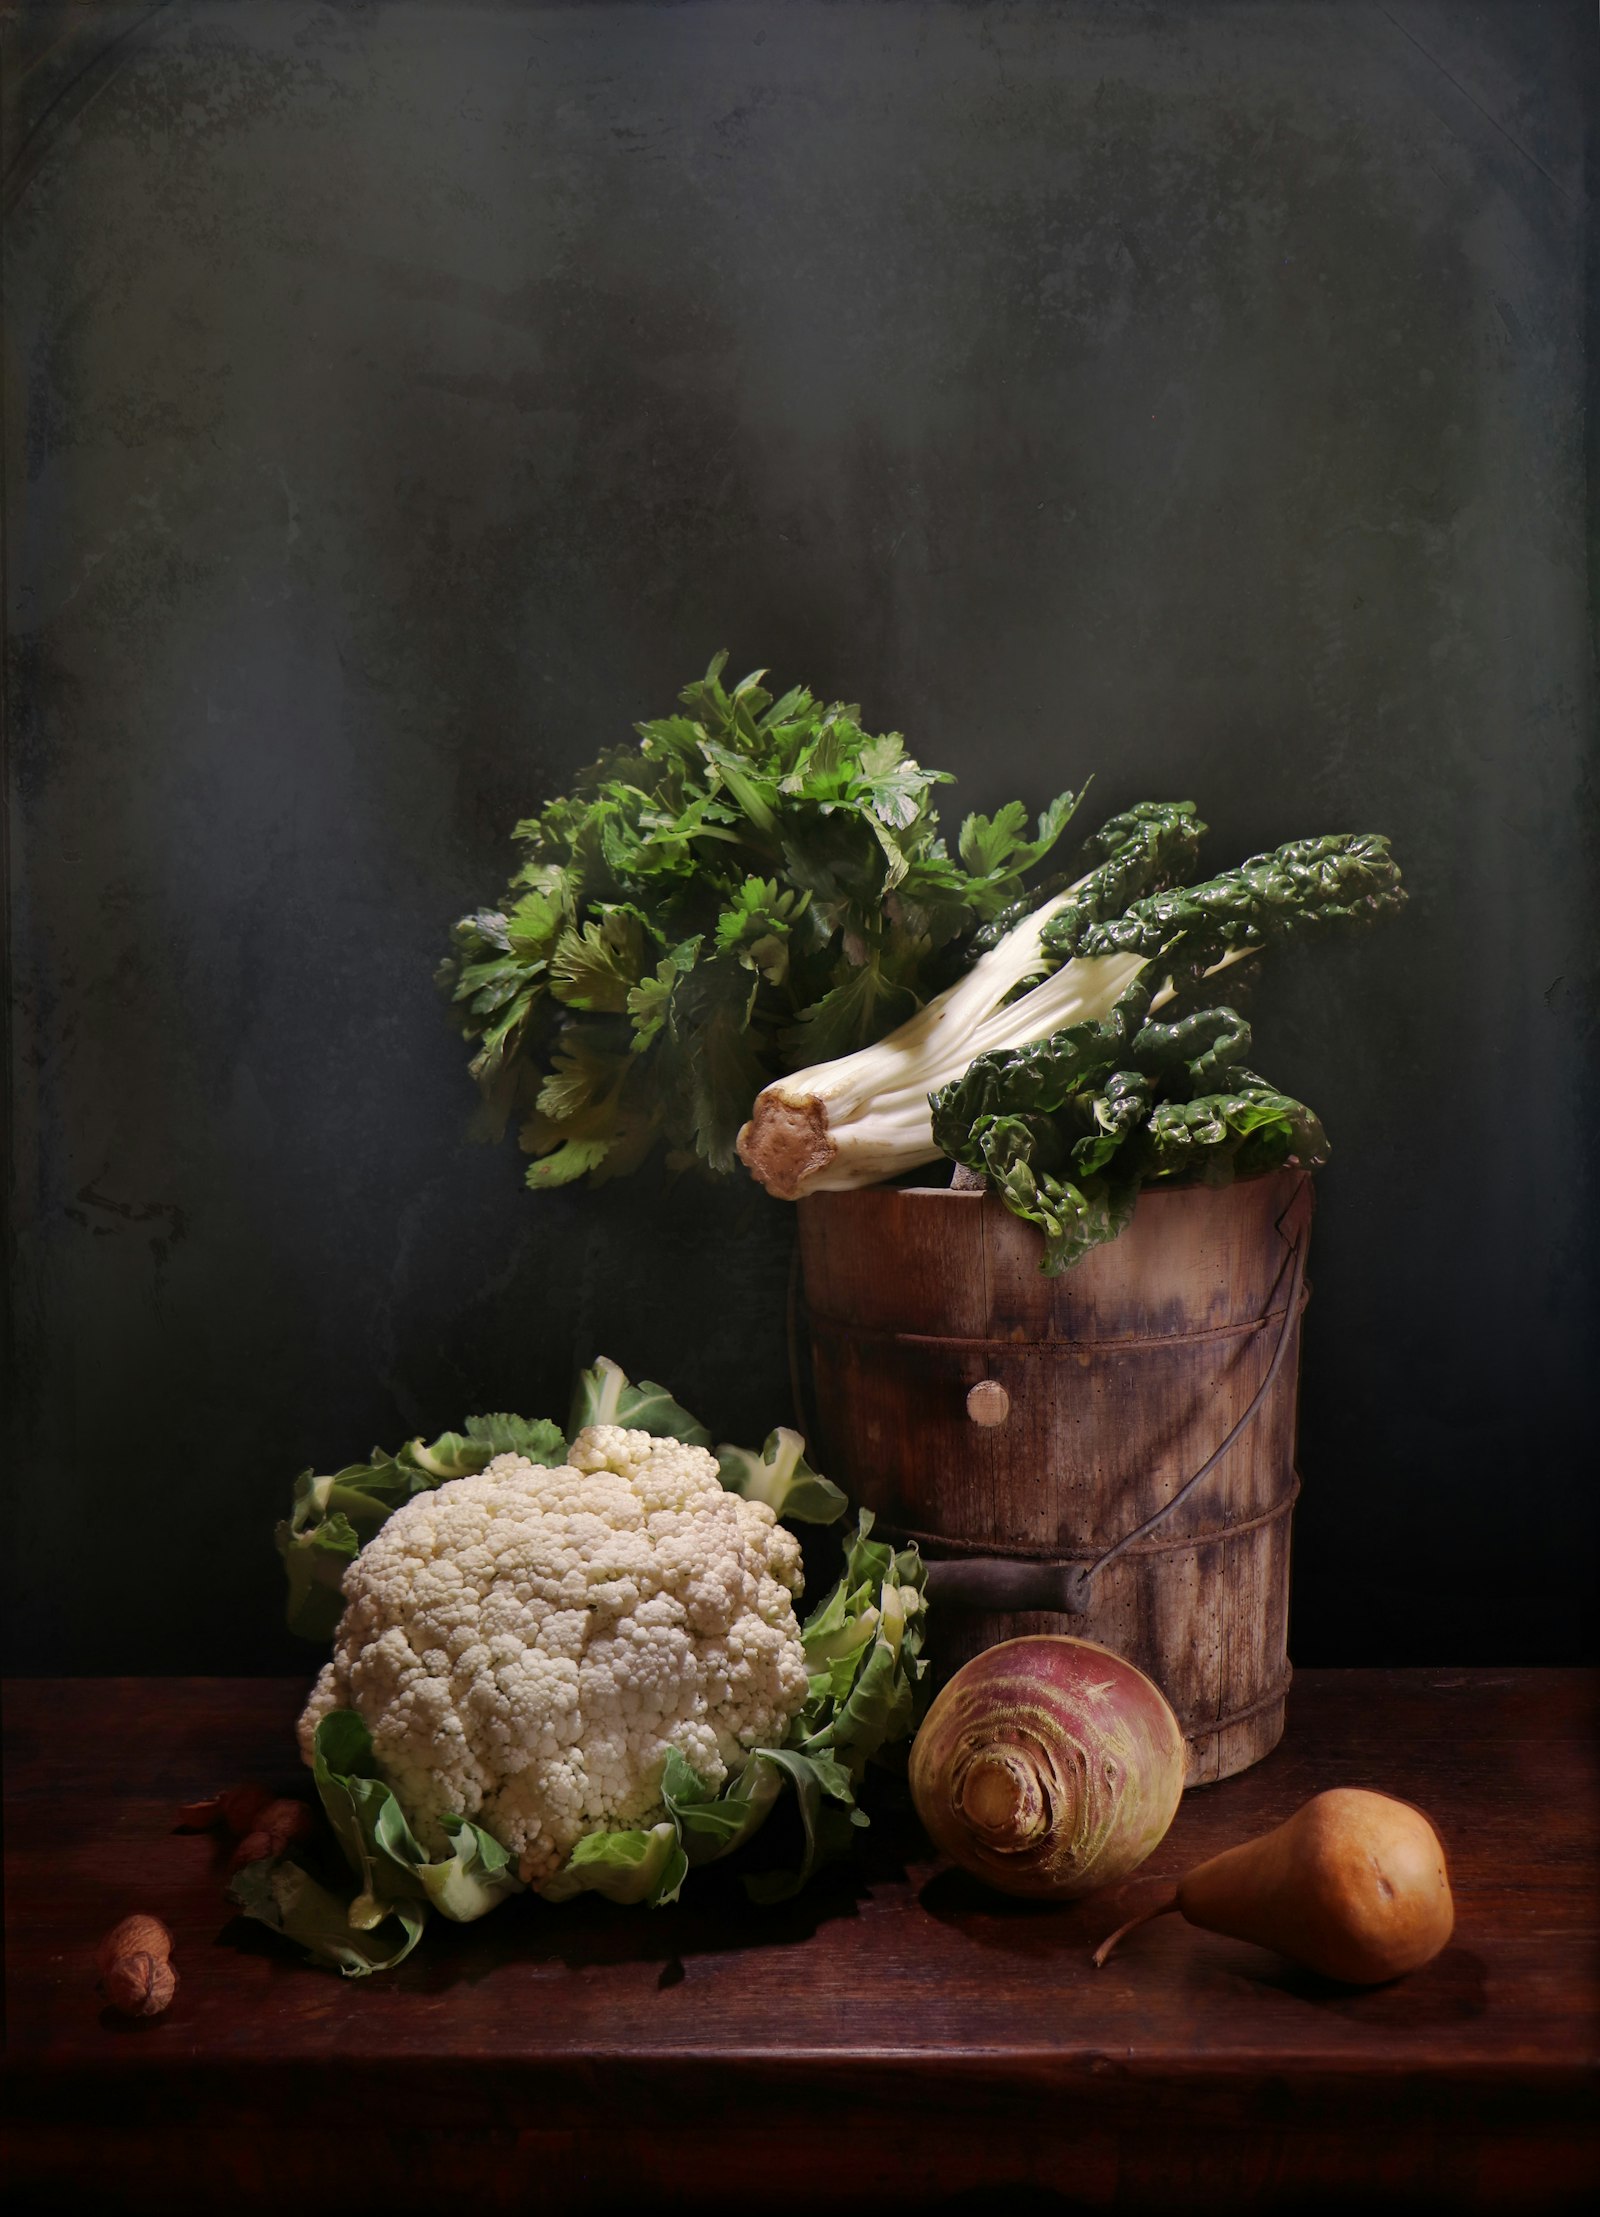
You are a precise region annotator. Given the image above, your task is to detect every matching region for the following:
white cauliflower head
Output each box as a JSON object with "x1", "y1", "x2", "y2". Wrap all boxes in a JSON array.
[{"x1": 297, "y1": 1424, "x2": 809, "y2": 1887}]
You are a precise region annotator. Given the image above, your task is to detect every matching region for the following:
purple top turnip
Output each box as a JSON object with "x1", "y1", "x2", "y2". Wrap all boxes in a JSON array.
[{"x1": 909, "y1": 1635, "x2": 1187, "y2": 1898}]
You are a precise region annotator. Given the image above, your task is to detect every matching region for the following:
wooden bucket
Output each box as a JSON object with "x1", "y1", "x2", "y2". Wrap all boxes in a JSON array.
[{"x1": 797, "y1": 1167, "x2": 1313, "y2": 1785}]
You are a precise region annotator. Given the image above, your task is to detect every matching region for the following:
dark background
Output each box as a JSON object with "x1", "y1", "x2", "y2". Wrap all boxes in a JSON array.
[{"x1": 3, "y1": 0, "x2": 1595, "y2": 1675}]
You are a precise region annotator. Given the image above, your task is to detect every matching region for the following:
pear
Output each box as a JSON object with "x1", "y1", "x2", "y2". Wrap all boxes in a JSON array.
[{"x1": 1093, "y1": 1787, "x2": 1455, "y2": 1984}]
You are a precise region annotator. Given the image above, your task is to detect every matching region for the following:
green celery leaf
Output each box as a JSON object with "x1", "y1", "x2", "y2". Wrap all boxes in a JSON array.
[
  {"x1": 699, "y1": 739, "x2": 779, "y2": 836},
  {"x1": 522, "y1": 1031, "x2": 659, "y2": 1186},
  {"x1": 550, "y1": 912, "x2": 650, "y2": 1014},
  {"x1": 534, "y1": 1032, "x2": 635, "y2": 1124},
  {"x1": 626, "y1": 937, "x2": 702, "y2": 1053},
  {"x1": 525, "y1": 1136, "x2": 615, "y2": 1189},
  {"x1": 505, "y1": 890, "x2": 565, "y2": 957},
  {"x1": 853, "y1": 730, "x2": 945, "y2": 832},
  {"x1": 781, "y1": 955, "x2": 918, "y2": 1069},
  {"x1": 959, "y1": 785, "x2": 1086, "y2": 880}
]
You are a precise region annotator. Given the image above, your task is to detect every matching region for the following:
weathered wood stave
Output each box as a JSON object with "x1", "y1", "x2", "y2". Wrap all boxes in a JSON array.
[{"x1": 798, "y1": 1168, "x2": 1313, "y2": 1784}]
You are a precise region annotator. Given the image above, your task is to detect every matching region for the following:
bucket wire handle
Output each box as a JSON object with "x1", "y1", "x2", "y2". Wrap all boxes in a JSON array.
[
  {"x1": 921, "y1": 1186, "x2": 1313, "y2": 1616},
  {"x1": 1057, "y1": 1210, "x2": 1309, "y2": 1608}
]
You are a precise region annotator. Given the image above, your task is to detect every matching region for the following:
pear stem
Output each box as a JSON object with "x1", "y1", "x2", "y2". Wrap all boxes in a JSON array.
[{"x1": 1091, "y1": 1887, "x2": 1181, "y2": 1968}]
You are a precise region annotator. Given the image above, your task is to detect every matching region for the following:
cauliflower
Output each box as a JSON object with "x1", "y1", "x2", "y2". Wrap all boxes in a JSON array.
[{"x1": 297, "y1": 1423, "x2": 810, "y2": 1889}]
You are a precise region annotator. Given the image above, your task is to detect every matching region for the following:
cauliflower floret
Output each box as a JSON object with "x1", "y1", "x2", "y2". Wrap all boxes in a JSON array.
[{"x1": 297, "y1": 1425, "x2": 811, "y2": 1887}]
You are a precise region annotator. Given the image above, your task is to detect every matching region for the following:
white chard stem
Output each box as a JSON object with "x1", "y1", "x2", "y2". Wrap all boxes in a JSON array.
[{"x1": 736, "y1": 929, "x2": 1257, "y2": 1201}]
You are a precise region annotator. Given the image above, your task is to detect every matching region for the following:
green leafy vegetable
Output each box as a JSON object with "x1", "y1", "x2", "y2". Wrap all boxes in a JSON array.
[
  {"x1": 538, "y1": 1820, "x2": 685, "y2": 1907},
  {"x1": 791, "y1": 1511, "x2": 930, "y2": 1775},
  {"x1": 913, "y1": 833, "x2": 1399, "y2": 1268},
  {"x1": 743, "y1": 824, "x2": 1404, "y2": 1267},
  {"x1": 440, "y1": 653, "x2": 1085, "y2": 1185}
]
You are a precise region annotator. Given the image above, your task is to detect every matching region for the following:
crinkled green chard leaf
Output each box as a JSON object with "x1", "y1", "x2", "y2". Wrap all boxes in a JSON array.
[
  {"x1": 568, "y1": 1356, "x2": 713, "y2": 1445},
  {"x1": 1075, "y1": 831, "x2": 1405, "y2": 965},
  {"x1": 1127, "y1": 1005, "x2": 1253, "y2": 1094},
  {"x1": 977, "y1": 1118, "x2": 1139, "y2": 1275},
  {"x1": 1136, "y1": 1084, "x2": 1328, "y2": 1186},
  {"x1": 1069, "y1": 1070, "x2": 1154, "y2": 1178},
  {"x1": 1035, "y1": 801, "x2": 1209, "y2": 965},
  {"x1": 930, "y1": 965, "x2": 1159, "y2": 1157},
  {"x1": 717, "y1": 1427, "x2": 847, "y2": 1523},
  {"x1": 929, "y1": 828, "x2": 1388, "y2": 1269}
]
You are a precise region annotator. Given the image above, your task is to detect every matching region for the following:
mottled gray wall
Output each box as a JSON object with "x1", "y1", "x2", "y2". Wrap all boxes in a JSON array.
[{"x1": 4, "y1": 0, "x2": 1595, "y2": 1672}]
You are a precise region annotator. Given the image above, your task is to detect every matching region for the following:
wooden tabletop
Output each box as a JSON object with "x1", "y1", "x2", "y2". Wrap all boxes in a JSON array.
[{"x1": 4, "y1": 1670, "x2": 1597, "y2": 2213}]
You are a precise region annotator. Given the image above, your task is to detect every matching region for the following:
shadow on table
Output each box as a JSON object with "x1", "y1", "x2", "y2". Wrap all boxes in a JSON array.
[
  {"x1": 218, "y1": 1786, "x2": 929, "y2": 1989},
  {"x1": 917, "y1": 1867, "x2": 1488, "y2": 2023},
  {"x1": 1243, "y1": 1943, "x2": 1488, "y2": 2024},
  {"x1": 916, "y1": 1861, "x2": 1124, "y2": 1955}
]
